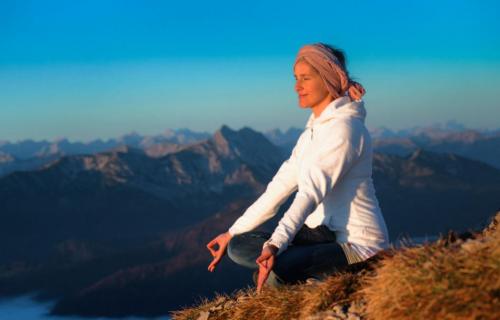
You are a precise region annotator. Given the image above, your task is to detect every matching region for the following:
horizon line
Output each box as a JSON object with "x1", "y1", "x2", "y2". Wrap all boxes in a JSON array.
[{"x1": 1, "y1": 121, "x2": 499, "y2": 145}]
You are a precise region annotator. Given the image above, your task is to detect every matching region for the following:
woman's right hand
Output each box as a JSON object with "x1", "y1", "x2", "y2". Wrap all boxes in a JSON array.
[{"x1": 206, "y1": 232, "x2": 232, "y2": 272}]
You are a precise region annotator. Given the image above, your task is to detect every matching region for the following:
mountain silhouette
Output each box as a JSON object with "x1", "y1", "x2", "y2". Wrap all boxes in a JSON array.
[{"x1": 0, "y1": 125, "x2": 284, "y2": 264}]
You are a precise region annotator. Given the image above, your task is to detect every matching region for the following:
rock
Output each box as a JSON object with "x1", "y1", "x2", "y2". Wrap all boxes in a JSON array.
[
  {"x1": 197, "y1": 310, "x2": 210, "y2": 320},
  {"x1": 347, "y1": 300, "x2": 365, "y2": 315},
  {"x1": 236, "y1": 295, "x2": 250, "y2": 303},
  {"x1": 305, "y1": 277, "x2": 321, "y2": 285},
  {"x1": 209, "y1": 305, "x2": 222, "y2": 312},
  {"x1": 346, "y1": 300, "x2": 365, "y2": 320},
  {"x1": 484, "y1": 212, "x2": 499, "y2": 236},
  {"x1": 223, "y1": 301, "x2": 235, "y2": 309},
  {"x1": 461, "y1": 238, "x2": 484, "y2": 253},
  {"x1": 214, "y1": 296, "x2": 226, "y2": 304},
  {"x1": 332, "y1": 305, "x2": 347, "y2": 319},
  {"x1": 346, "y1": 313, "x2": 361, "y2": 320}
]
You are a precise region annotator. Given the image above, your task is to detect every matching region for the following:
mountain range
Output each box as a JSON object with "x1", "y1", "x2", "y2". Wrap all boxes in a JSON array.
[
  {"x1": 0, "y1": 126, "x2": 284, "y2": 260},
  {"x1": 2, "y1": 123, "x2": 499, "y2": 178}
]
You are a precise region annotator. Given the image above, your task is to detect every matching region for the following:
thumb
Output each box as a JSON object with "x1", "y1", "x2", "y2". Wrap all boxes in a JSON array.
[{"x1": 256, "y1": 255, "x2": 267, "y2": 268}]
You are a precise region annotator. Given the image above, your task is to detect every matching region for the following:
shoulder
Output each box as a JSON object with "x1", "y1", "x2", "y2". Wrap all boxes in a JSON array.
[
  {"x1": 322, "y1": 118, "x2": 364, "y2": 142},
  {"x1": 292, "y1": 129, "x2": 309, "y2": 149}
]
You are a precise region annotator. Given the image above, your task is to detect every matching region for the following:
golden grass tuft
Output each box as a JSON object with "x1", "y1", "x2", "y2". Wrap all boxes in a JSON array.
[
  {"x1": 298, "y1": 271, "x2": 365, "y2": 317},
  {"x1": 362, "y1": 214, "x2": 500, "y2": 320}
]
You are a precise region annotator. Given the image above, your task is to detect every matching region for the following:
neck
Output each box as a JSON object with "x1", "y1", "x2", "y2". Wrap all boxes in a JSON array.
[{"x1": 311, "y1": 95, "x2": 334, "y2": 118}]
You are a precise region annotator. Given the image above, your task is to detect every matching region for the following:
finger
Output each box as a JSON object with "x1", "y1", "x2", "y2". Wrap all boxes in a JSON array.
[
  {"x1": 207, "y1": 242, "x2": 219, "y2": 257},
  {"x1": 208, "y1": 260, "x2": 217, "y2": 272},
  {"x1": 256, "y1": 259, "x2": 264, "y2": 270},
  {"x1": 207, "y1": 248, "x2": 217, "y2": 258},
  {"x1": 256, "y1": 270, "x2": 264, "y2": 293},
  {"x1": 207, "y1": 239, "x2": 217, "y2": 250},
  {"x1": 208, "y1": 255, "x2": 222, "y2": 272},
  {"x1": 256, "y1": 252, "x2": 270, "y2": 264},
  {"x1": 256, "y1": 256, "x2": 268, "y2": 270},
  {"x1": 257, "y1": 267, "x2": 270, "y2": 293},
  {"x1": 207, "y1": 238, "x2": 217, "y2": 248}
]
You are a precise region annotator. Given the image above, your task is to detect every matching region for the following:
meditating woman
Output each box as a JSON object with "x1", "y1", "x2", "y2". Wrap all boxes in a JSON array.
[{"x1": 207, "y1": 43, "x2": 389, "y2": 293}]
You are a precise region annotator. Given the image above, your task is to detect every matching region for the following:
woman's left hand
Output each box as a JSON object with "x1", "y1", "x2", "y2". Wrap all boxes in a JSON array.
[{"x1": 255, "y1": 244, "x2": 278, "y2": 294}]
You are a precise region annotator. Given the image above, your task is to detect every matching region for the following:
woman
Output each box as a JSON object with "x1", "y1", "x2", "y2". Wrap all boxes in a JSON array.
[{"x1": 207, "y1": 43, "x2": 389, "y2": 293}]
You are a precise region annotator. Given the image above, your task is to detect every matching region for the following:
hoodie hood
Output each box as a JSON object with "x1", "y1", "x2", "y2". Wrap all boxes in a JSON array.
[{"x1": 305, "y1": 96, "x2": 367, "y2": 128}]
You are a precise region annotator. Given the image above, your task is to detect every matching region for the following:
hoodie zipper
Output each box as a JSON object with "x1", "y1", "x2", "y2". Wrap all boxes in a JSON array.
[{"x1": 310, "y1": 127, "x2": 314, "y2": 140}]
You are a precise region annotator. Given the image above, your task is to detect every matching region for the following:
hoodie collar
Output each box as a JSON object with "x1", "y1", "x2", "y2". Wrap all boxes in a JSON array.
[{"x1": 305, "y1": 96, "x2": 367, "y2": 129}]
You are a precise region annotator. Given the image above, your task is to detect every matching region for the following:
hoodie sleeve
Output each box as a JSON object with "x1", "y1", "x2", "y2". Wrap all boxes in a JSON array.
[
  {"x1": 227, "y1": 139, "x2": 301, "y2": 236},
  {"x1": 264, "y1": 125, "x2": 362, "y2": 255}
]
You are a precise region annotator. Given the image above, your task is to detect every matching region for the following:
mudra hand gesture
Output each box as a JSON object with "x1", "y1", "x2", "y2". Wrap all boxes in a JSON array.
[
  {"x1": 255, "y1": 244, "x2": 278, "y2": 293},
  {"x1": 207, "y1": 232, "x2": 279, "y2": 294},
  {"x1": 206, "y1": 232, "x2": 232, "y2": 272}
]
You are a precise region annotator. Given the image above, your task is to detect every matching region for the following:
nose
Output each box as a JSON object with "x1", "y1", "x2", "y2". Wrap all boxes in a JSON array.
[{"x1": 295, "y1": 79, "x2": 303, "y2": 93}]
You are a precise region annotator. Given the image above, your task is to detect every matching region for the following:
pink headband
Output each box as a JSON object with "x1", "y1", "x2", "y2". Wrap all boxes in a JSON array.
[{"x1": 295, "y1": 43, "x2": 365, "y2": 101}]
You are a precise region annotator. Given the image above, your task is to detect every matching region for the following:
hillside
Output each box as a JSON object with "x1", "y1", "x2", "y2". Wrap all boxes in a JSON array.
[
  {"x1": 373, "y1": 149, "x2": 500, "y2": 238},
  {"x1": 172, "y1": 212, "x2": 500, "y2": 320}
]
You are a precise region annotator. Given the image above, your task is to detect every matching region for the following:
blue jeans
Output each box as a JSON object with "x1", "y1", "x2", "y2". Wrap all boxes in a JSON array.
[{"x1": 227, "y1": 225, "x2": 349, "y2": 286}]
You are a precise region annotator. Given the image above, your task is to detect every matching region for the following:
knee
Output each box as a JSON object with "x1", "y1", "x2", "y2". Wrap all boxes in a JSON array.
[
  {"x1": 227, "y1": 233, "x2": 249, "y2": 265},
  {"x1": 227, "y1": 231, "x2": 270, "y2": 269},
  {"x1": 227, "y1": 234, "x2": 239, "y2": 259}
]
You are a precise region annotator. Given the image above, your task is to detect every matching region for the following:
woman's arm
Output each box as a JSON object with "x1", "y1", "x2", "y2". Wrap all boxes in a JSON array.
[
  {"x1": 264, "y1": 124, "x2": 362, "y2": 255},
  {"x1": 207, "y1": 136, "x2": 303, "y2": 273},
  {"x1": 227, "y1": 137, "x2": 302, "y2": 236}
]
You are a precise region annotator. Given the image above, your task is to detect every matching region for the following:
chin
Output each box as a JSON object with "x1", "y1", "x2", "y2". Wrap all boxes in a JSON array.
[{"x1": 298, "y1": 101, "x2": 309, "y2": 108}]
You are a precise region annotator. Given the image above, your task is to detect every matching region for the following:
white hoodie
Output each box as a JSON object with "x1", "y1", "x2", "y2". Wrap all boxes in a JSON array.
[{"x1": 228, "y1": 96, "x2": 389, "y2": 258}]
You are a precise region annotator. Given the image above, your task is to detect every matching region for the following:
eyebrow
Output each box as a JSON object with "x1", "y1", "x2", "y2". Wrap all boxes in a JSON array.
[{"x1": 294, "y1": 73, "x2": 312, "y2": 78}]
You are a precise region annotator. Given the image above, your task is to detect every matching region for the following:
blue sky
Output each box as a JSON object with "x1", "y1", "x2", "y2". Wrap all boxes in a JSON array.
[{"x1": 1, "y1": 0, "x2": 499, "y2": 142}]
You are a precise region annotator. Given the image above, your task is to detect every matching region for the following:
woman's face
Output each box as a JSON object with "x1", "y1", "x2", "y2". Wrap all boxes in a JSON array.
[{"x1": 294, "y1": 60, "x2": 332, "y2": 110}]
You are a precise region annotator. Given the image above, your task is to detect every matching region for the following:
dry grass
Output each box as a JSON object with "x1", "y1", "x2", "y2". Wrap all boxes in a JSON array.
[
  {"x1": 172, "y1": 213, "x2": 500, "y2": 320},
  {"x1": 171, "y1": 272, "x2": 366, "y2": 320},
  {"x1": 363, "y1": 213, "x2": 500, "y2": 320}
]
